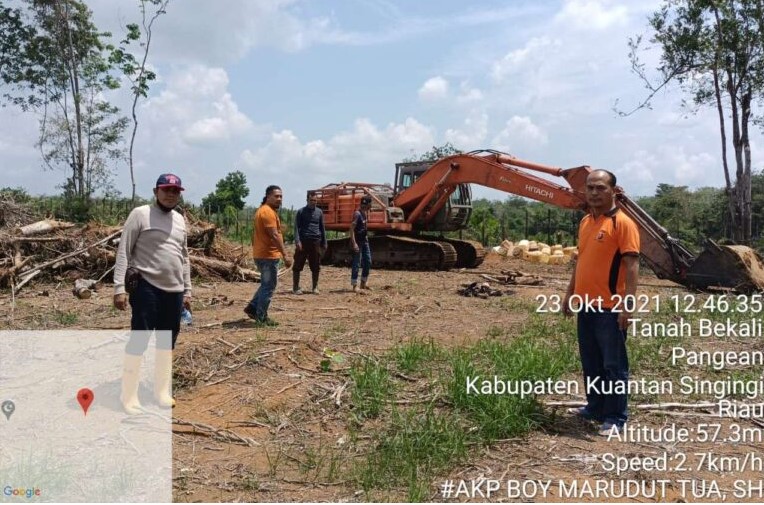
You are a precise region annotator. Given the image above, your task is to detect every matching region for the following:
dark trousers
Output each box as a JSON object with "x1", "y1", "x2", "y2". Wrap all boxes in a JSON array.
[
  {"x1": 128, "y1": 278, "x2": 183, "y2": 354},
  {"x1": 293, "y1": 240, "x2": 321, "y2": 274},
  {"x1": 577, "y1": 310, "x2": 629, "y2": 426}
]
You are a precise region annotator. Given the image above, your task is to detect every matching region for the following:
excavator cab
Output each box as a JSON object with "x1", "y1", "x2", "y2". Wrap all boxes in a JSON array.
[{"x1": 394, "y1": 161, "x2": 472, "y2": 232}]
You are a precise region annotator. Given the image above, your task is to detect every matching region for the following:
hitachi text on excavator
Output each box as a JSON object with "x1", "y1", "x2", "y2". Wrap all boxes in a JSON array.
[{"x1": 310, "y1": 150, "x2": 764, "y2": 293}]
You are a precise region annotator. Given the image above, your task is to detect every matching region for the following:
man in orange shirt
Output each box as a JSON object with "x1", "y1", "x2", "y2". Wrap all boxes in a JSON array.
[
  {"x1": 563, "y1": 170, "x2": 640, "y2": 436},
  {"x1": 245, "y1": 185, "x2": 292, "y2": 326}
]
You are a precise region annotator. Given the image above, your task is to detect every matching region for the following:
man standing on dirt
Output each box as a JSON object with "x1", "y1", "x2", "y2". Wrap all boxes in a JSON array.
[
  {"x1": 245, "y1": 185, "x2": 292, "y2": 326},
  {"x1": 292, "y1": 191, "x2": 327, "y2": 294},
  {"x1": 350, "y1": 195, "x2": 373, "y2": 293},
  {"x1": 113, "y1": 173, "x2": 192, "y2": 414},
  {"x1": 563, "y1": 169, "x2": 640, "y2": 436}
]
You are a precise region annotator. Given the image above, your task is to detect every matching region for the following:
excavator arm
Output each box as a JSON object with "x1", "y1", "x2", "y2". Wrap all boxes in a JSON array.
[
  {"x1": 393, "y1": 150, "x2": 764, "y2": 292},
  {"x1": 393, "y1": 150, "x2": 590, "y2": 222}
]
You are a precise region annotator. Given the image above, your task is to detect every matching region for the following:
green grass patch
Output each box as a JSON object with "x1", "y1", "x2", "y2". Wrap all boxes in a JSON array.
[
  {"x1": 446, "y1": 317, "x2": 577, "y2": 441},
  {"x1": 393, "y1": 337, "x2": 441, "y2": 375},
  {"x1": 54, "y1": 310, "x2": 78, "y2": 326},
  {"x1": 350, "y1": 357, "x2": 393, "y2": 420},
  {"x1": 350, "y1": 312, "x2": 581, "y2": 499},
  {"x1": 357, "y1": 406, "x2": 468, "y2": 501}
]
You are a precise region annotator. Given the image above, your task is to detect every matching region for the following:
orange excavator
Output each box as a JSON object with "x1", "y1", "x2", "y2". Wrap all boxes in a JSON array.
[{"x1": 311, "y1": 150, "x2": 764, "y2": 292}]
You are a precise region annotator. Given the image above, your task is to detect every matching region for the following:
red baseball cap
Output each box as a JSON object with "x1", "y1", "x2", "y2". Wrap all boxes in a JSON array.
[{"x1": 156, "y1": 173, "x2": 184, "y2": 191}]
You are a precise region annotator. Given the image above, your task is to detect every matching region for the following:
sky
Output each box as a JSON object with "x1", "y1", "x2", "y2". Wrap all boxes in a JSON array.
[{"x1": 2, "y1": 0, "x2": 762, "y2": 209}]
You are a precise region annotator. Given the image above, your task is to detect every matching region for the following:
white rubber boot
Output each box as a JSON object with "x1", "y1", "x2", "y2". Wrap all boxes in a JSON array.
[
  {"x1": 154, "y1": 349, "x2": 176, "y2": 408},
  {"x1": 121, "y1": 354, "x2": 144, "y2": 415}
]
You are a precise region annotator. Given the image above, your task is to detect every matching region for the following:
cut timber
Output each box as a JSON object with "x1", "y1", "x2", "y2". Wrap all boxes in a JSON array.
[
  {"x1": 190, "y1": 255, "x2": 289, "y2": 282},
  {"x1": 187, "y1": 223, "x2": 218, "y2": 250},
  {"x1": 191, "y1": 255, "x2": 260, "y2": 281},
  {"x1": 16, "y1": 219, "x2": 76, "y2": 236},
  {"x1": 526, "y1": 250, "x2": 543, "y2": 263},
  {"x1": 73, "y1": 279, "x2": 99, "y2": 299},
  {"x1": 563, "y1": 246, "x2": 577, "y2": 256}
]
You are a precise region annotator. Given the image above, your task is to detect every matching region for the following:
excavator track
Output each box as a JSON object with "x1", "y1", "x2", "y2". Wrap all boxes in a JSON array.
[
  {"x1": 435, "y1": 238, "x2": 486, "y2": 268},
  {"x1": 322, "y1": 235, "x2": 457, "y2": 270}
]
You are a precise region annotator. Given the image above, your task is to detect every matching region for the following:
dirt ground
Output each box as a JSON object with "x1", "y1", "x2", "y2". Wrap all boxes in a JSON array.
[{"x1": 2, "y1": 253, "x2": 762, "y2": 503}]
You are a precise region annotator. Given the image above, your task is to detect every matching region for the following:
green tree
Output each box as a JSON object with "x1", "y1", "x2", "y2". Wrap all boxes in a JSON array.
[
  {"x1": 625, "y1": 0, "x2": 764, "y2": 244},
  {"x1": 469, "y1": 201, "x2": 500, "y2": 245},
  {"x1": 404, "y1": 142, "x2": 463, "y2": 162},
  {"x1": 0, "y1": 0, "x2": 128, "y2": 200},
  {"x1": 201, "y1": 170, "x2": 250, "y2": 214},
  {"x1": 650, "y1": 184, "x2": 696, "y2": 243}
]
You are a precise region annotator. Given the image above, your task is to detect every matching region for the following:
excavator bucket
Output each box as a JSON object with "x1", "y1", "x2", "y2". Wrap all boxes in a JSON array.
[{"x1": 684, "y1": 240, "x2": 764, "y2": 293}]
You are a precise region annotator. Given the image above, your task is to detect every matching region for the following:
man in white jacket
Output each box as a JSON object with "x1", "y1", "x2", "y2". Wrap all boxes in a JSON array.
[{"x1": 113, "y1": 173, "x2": 192, "y2": 414}]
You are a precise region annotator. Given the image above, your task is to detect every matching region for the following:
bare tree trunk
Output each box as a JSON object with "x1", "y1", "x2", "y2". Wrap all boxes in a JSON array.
[
  {"x1": 741, "y1": 89, "x2": 753, "y2": 243},
  {"x1": 712, "y1": 66, "x2": 736, "y2": 240},
  {"x1": 55, "y1": 0, "x2": 86, "y2": 199},
  {"x1": 711, "y1": 7, "x2": 740, "y2": 241},
  {"x1": 724, "y1": 63, "x2": 744, "y2": 243},
  {"x1": 128, "y1": 0, "x2": 169, "y2": 204}
]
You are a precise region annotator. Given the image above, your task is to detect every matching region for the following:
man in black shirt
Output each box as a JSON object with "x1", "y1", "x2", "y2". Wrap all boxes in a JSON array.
[{"x1": 293, "y1": 191, "x2": 328, "y2": 294}]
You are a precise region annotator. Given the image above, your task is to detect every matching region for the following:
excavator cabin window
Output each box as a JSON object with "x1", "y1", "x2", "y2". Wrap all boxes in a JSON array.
[{"x1": 395, "y1": 161, "x2": 430, "y2": 193}]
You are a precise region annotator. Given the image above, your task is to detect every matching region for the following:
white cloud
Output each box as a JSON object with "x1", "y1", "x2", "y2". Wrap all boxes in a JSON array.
[
  {"x1": 143, "y1": 66, "x2": 254, "y2": 147},
  {"x1": 456, "y1": 82, "x2": 484, "y2": 104},
  {"x1": 619, "y1": 146, "x2": 719, "y2": 196},
  {"x1": 444, "y1": 113, "x2": 488, "y2": 147},
  {"x1": 620, "y1": 149, "x2": 659, "y2": 185},
  {"x1": 665, "y1": 148, "x2": 716, "y2": 184},
  {"x1": 555, "y1": 0, "x2": 629, "y2": 31},
  {"x1": 418, "y1": 76, "x2": 450, "y2": 101},
  {"x1": 491, "y1": 37, "x2": 561, "y2": 83},
  {"x1": 238, "y1": 117, "x2": 435, "y2": 192},
  {"x1": 183, "y1": 94, "x2": 253, "y2": 144},
  {"x1": 492, "y1": 116, "x2": 549, "y2": 151}
]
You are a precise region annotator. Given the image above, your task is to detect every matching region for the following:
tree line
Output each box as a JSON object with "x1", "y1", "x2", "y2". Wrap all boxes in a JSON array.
[{"x1": 4, "y1": 167, "x2": 763, "y2": 253}]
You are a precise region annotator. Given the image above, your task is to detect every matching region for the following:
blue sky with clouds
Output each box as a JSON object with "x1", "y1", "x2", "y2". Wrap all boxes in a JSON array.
[{"x1": 2, "y1": 0, "x2": 761, "y2": 209}]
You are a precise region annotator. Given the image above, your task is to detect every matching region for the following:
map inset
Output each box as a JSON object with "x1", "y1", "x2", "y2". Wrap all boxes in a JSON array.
[{"x1": 0, "y1": 331, "x2": 172, "y2": 503}]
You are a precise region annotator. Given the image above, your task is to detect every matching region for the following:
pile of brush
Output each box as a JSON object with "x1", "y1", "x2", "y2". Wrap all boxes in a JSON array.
[{"x1": 0, "y1": 207, "x2": 263, "y2": 295}]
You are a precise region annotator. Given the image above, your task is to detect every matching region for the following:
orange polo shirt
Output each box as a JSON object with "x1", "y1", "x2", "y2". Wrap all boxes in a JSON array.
[
  {"x1": 252, "y1": 204, "x2": 282, "y2": 260},
  {"x1": 574, "y1": 207, "x2": 640, "y2": 308}
]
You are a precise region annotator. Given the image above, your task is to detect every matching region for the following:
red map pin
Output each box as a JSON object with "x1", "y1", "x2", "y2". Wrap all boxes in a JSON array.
[{"x1": 77, "y1": 388, "x2": 94, "y2": 415}]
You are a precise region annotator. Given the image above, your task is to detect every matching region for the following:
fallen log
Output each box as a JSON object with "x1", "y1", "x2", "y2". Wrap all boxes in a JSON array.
[
  {"x1": 188, "y1": 223, "x2": 218, "y2": 250},
  {"x1": 16, "y1": 219, "x2": 76, "y2": 236},
  {"x1": 190, "y1": 255, "x2": 289, "y2": 282},
  {"x1": 73, "y1": 279, "x2": 99, "y2": 299},
  {"x1": 191, "y1": 255, "x2": 259, "y2": 281}
]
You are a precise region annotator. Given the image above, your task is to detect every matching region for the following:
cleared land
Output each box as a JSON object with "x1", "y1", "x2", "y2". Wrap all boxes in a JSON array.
[{"x1": 2, "y1": 253, "x2": 763, "y2": 503}]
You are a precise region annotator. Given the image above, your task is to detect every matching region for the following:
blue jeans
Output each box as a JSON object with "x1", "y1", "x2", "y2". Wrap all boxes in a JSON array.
[
  {"x1": 351, "y1": 241, "x2": 371, "y2": 285},
  {"x1": 128, "y1": 278, "x2": 183, "y2": 354},
  {"x1": 577, "y1": 310, "x2": 629, "y2": 426},
  {"x1": 248, "y1": 259, "x2": 279, "y2": 320}
]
